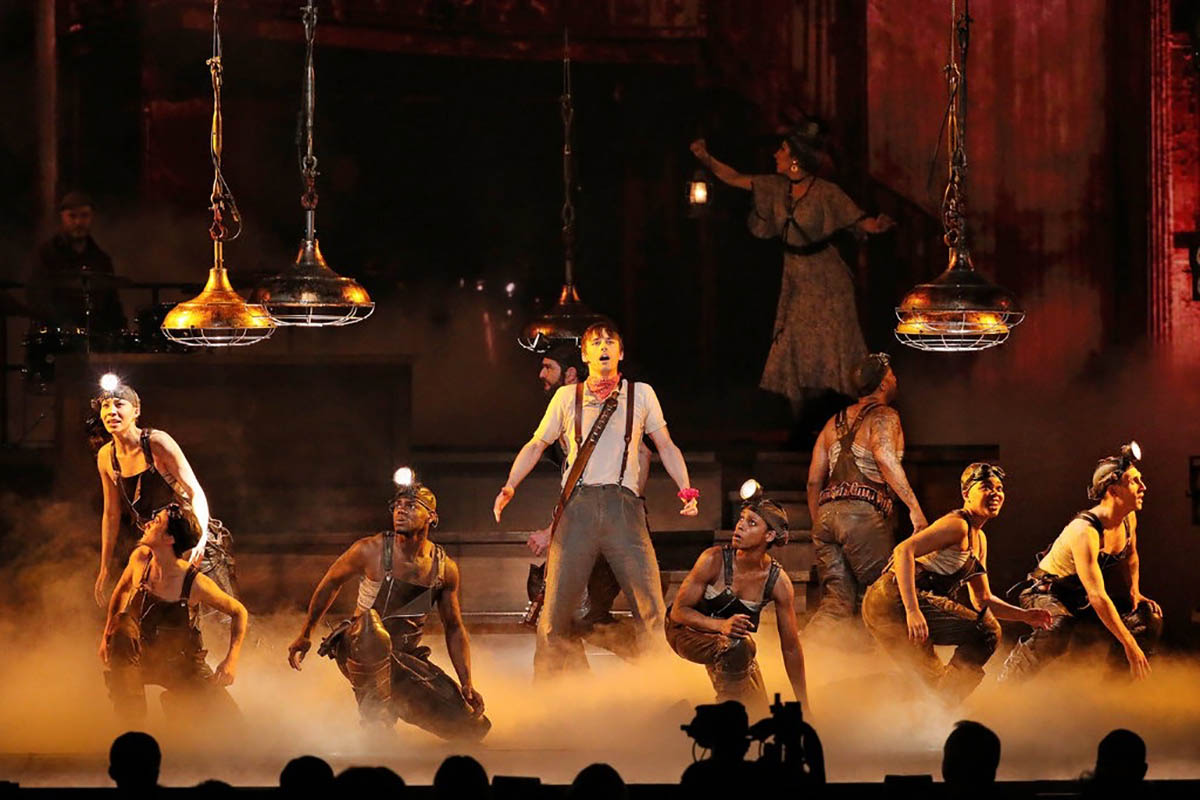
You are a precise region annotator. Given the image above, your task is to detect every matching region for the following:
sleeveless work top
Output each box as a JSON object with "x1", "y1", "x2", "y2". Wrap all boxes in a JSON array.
[
  {"x1": 695, "y1": 546, "x2": 783, "y2": 628},
  {"x1": 910, "y1": 509, "x2": 986, "y2": 598},
  {"x1": 110, "y1": 428, "x2": 177, "y2": 528},
  {"x1": 129, "y1": 562, "x2": 202, "y2": 655}
]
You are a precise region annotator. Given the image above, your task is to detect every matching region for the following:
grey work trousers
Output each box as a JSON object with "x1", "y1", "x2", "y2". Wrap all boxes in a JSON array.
[
  {"x1": 808, "y1": 499, "x2": 895, "y2": 632},
  {"x1": 535, "y1": 484, "x2": 666, "y2": 677},
  {"x1": 861, "y1": 571, "x2": 1001, "y2": 702},
  {"x1": 997, "y1": 589, "x2": 1163, "y2": 682}
]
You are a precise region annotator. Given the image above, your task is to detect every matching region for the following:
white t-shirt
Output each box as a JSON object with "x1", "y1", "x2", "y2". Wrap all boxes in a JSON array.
[{"x1": 533, "y1": 379, "x2": 666, "y2": 493}]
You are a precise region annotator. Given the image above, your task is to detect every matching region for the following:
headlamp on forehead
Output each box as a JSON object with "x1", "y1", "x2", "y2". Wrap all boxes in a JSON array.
[
  {"x1": 393, "y1": 466, "x2": 415, "y2": 487},
  {"x1": 737, "y1": 478, "x2": 789, "y2": 546},
  {"x1": 389, "y1": 466, "x2": 438, "y2": 525},
  {"x1": 1088, "y1": 441, "x2": 1143, "y2": 501},
  {"x1": 90, "y1": 376, "x2": 140, "y2": 412},
  {"x1": 100, "y1": 373, "x2": 120, "y2": 393}
]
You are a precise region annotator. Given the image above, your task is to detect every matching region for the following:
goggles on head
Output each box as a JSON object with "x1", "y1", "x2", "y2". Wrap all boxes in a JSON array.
[{"x1": 961, "y1": 462, "x2": 1005, "y2": 492}]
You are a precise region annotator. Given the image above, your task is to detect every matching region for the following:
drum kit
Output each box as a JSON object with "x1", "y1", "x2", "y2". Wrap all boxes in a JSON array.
[{"x1": 13, "y1": 268, "x2": 192, "y2": 387}]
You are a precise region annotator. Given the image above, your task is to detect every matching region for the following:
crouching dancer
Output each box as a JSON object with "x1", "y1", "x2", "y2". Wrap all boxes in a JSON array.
[
  {"x1": 861, "y1": 463, "x2": 1051, "y2": 702},
  {"x1": 667, "y1": 482, "x2": 808, "y2": 717},
  {"x1": 100, "y1": 503, "x2": 247, "y2": 722},
  {"x1": 999, "y1": 442, "x2": 1163, "y2": 681},
  {"x1": 287, "y1": 472, "x2": 489, "y2": 741}
]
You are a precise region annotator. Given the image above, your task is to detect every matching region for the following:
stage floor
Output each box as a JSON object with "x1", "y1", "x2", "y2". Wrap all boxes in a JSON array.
[{"x1": 2, "y1": 611, "x2": 1200, "y2": 788}]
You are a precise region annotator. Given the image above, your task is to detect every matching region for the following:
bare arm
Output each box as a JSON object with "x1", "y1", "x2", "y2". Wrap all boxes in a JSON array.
[
  {"x1": 99, "y1": 548, "x2": 149, "y2": 664},
  {"x1": 891, "y1": 515, "x2": 969, "y2": 641},
  {"x1": 191, "y1": 571, "x2": 248, "y2": 685},
  {"x1": 493, "y1": 437, "x2": 551, "y2": 522},
  {"x1": 690, "y1": 140, "x2": 752, "y2": 190},
  {"x1": 669, "y1": 548, "x2": 733, "y2": 634},
  {"x1": 1123, "y1": 513, "x2": 1159, "y2": 614},
  {"x1": 96, "y1": 447, "x2": 124, "y2": 604},
  {"x1": 149, "y1": 431, "x2": 210, "y2": 537},
  {"x1": 869, "y1": 409, "x2": 926, "y2": 530},
  {"x1": 437, "y1": 557, "x2": 485, "y2": 714},
  {"x1": 288, "y1": 540, "x2": 369, "y2": 669},
  {"x1": 1070, "y1": 523, "x2": 1149, "y2": 678},
  {"x1": 648, "y1": 426, "x2": 697, "y2": 516},
  {"x1": 772, "y1": 576, "x2": 809, "y2": 710},
  {"x1": 806, "y1": 423, "x2": 832, "y2": 530},
  {"x1": 967, "y1": 572, "x2": 1050, "y2": 626}
]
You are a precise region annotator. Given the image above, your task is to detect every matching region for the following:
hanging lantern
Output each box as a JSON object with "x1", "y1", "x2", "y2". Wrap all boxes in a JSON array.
[
  {"x1": 251, "y1": 0, "x2": 373, "y2": 326},
  {"x1": 517, "y1": 31, "x2": 614, "y2": 354},
  {"x1": 894, "y1": 0, "x2": 1024, "y2": 352},
  {"x1": 686, "y1": 167, "x2": 711, "y2": 217},
  {"x1": 162, "y1": 0, "x2": 275, "y2": 348}
]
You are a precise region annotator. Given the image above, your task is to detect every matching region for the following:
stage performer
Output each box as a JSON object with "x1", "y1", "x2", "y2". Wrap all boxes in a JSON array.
[
  {"x1": 93, "y1": 378, "x2": 236, "y2": 606},
  {"x1": 667, "y1": 481, "x2": 807, "y2": 717},
  {"x1": 689, "y1": 128, "x2": 893, "y2": 419},
  {"x1": 99, "y1": 503, "x2": 246, "y2": 722},
  {"x1": 525, "y1": 341, "x2": 653, "y2": 660},
  {"x1": 287, "y1": 472, "x2": 489, "y2": 741},
  {"x1": 861, "y1": 463, "x2": 1052, "y2": 702},
  {"x1": 494, "y1": 322, "x2": 698, "y2": 676},
  {"x1": 998, "y1": 443, "x2": 1162, "y2": 682},
  {"x1": 805, "y1": 353, "x2": 926, "y2": 633}
]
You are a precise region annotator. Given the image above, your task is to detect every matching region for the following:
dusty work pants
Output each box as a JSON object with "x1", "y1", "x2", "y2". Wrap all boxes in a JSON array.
[
  {"x1": 536, "y1": 484, "x2": 666, "y2": 677},
  {"x1": 997, "y1": 590, "x2": 1163, "y2": 682},
  {"x1": 666, "y1": 615, "x2": 769, "y2": 719},
  {"x1": 808, "y1": 499, "x2": 895, "y2": 632},
  {"x1": 861, "y1": 571, "x2": 1001, "y2": 702}
]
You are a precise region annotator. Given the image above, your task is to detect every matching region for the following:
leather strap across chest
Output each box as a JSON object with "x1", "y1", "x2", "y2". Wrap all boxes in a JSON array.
[{"x1": 574, "y1": 379, "x2": 636, "y2": 487}]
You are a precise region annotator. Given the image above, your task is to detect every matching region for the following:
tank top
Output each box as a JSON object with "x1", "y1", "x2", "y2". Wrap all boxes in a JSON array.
[
  {"x1": 910, "y1": 509, "x2": 986, "y2": 597},
  {"x1": 356, "y1": 533, "x2": 446, "y2": 651},
  {"x1": 1037, "y1": 511, "x2": 1131, "y2": 579},
  {"x1": 695, "y1": 546, "x2": 783, "y2": 628},
  {"x1": 109, "y1": 428, "x2": 178, "y2": 528}
]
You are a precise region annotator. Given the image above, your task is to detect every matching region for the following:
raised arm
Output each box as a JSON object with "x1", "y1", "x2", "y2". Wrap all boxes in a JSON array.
[
  {"x1": 437, "y1": 557, "x2": 485, "y2": 714},
  {"x1": 891, "y1": 514, "x2": 969, "y2": 642},
  {"x1": 96, "y1": 446, "x2": 124, "y2": 605},
  {"x1": 287, "y1": 540, "x2": 369, "y2": 669},
  {"x1": 772, "y1": 575, "x2": 809, "y2": 710},
  {"x1": 648, "y1": 425, "x2": 697, "y2": 516},
  {"x1": 690, "y1": 140, "x2": 753, "y2": 190},
  {"x1": 1070, "y1": 523, "x2": 1149, "y2": 679},
  {"x1": 191, "y1": 571, "x2": 248, "y2": 686},
  {"x1": 869, "y1": 408, "x2": 926, "y2": 532},
  {"x1": 149, "y1": 431, "x2": 210, "y2": 540}
]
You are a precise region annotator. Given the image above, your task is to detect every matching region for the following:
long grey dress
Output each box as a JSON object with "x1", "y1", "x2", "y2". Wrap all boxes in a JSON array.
[{"x1": 749, "y1": 174, "x2": 869, "y2": 402}]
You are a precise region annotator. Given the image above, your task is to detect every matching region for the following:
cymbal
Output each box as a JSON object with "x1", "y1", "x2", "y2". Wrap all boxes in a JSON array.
[{"x1": 48, "y1": 268, "x2": 133, "y2": 288}]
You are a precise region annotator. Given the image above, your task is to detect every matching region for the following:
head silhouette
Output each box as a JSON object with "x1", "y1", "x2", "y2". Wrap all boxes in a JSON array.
[
  {"x1": 1094, "y1": 729, "x2": 1147, "y2": 782},
  {"x1": 567, "y1": 763, "x2": 627, "y2": 800},
  {"x1": 108, "y1": 731, "x2": 161, "y2": 790},
  {"x1": 334, "y1": 766, "x2": 406, "y2": 794},
  {"x1": 433, "y1": 755, "x2": 489, "y2": 800},
  {"x1": 942, "y1": 720, "x2": 1001, "y2": 788},
  {"x1": 280, "y1": 755, "x2": 334, "y2": 794}
]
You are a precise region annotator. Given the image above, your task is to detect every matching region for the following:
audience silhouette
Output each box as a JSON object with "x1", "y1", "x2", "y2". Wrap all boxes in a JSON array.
[
  {"x1": 567, "y1": 763, "x2": 628, "y2": 800},
  {"x1": 279, "y1": 755, "x2": 335, "y2": 794},
  {"x1": 1083, "y1": 728, "x2": 1148, "y2": 799},
  {"x1": 335, "y1": 766, "x2": 406, "y2": 793},
  {"x1": 434, "y1": 755, "x2": 490, "y2": 799},
  {"x1": 108, "y1": 731, "x2": 161, "y2": 795},
  {"x1": 942, "y1": 720, "x2": 1001, "y2": 798}
]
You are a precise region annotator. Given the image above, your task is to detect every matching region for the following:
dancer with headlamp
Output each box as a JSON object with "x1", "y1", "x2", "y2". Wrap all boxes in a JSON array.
[{"x1": 998, "y1": 442, "x2": 1163, "y2": 681}]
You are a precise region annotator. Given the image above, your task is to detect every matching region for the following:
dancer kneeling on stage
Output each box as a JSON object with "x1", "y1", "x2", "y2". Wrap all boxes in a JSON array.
[
  {"x1": 862, "y1": 463, "x2": 1051, "y2": 702},
  {"x1": 100, "y1": 503, "x2": 247, "y2": 722},
  {"x1": 287, "y1": 472, "x2": 489, "y2": 741},
  {"x1": 667, "y1": 482, "x2": 807, "y2": 717},
  {"x1": 999, "y1": 443, "x2": 1162, "y2": 682}
]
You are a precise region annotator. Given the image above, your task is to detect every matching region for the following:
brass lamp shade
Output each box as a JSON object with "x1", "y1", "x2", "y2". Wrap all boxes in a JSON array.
[
  {"x1": 518, "y1": 283, "x2": 613, "y2": 353},
  {"x1": 894, "y1": 248, "x2": 1024, "y2": 352},
  {"x1": 161, "y1": 245, "x2": 275, "y2": 347},
  {"x1": 251, "y1": 238, "x2": 374, "y2": 326}
]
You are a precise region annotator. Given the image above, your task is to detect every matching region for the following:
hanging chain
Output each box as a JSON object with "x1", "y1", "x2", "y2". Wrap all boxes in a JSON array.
[
  {"x1": 941, "y1": 0, "x2": 970, "y2": 251},
  {"x1": 560, "y1": 29, "x2": 576, "y2": 286},
  {"x1": 298, "y1": 0, "x2": 319, "y2": 212},
  {"x1": 207, "y1": 0, "x2": 242, "y2": 243}
]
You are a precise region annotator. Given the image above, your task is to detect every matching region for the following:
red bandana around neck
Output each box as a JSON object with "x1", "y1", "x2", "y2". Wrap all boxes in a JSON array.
[{"x1": 587, "y1": 373, "x2": 622, "y2": 402}]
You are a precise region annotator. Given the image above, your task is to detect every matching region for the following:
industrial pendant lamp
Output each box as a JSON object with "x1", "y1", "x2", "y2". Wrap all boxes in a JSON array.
[
  {"x1": 162, "y1": 0, "x2": 275, "y2": 347},
  {"x1": 251, "y1": 0, "x2": 373, "y2": 326},
  {"x1": 518, "y1": 31, "x2": 612, "y2": 353},
  {"x1": 894, "y1": 0, "x2": 1024, "y2": 352}
]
